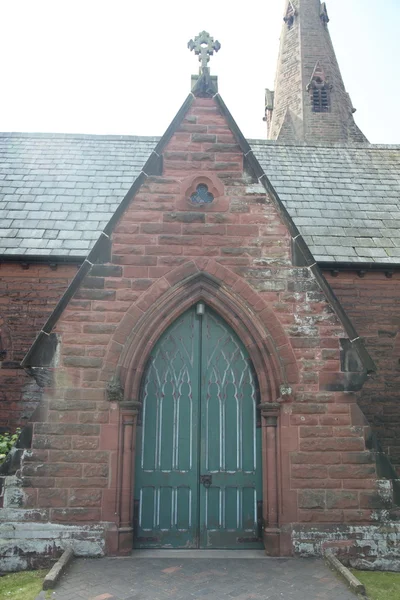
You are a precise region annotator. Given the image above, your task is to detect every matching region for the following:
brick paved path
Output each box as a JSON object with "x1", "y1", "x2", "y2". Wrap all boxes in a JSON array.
[{"x1": 36, "y1": 551, "x2": 356, "y2": 600}]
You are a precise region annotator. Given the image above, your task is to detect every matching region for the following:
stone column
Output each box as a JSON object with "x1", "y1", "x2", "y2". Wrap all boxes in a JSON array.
[
  {"x1": 116, "y1": 401, "x2": 141, "y2": 554},
  {"x1": 259, "y1": 401, "x2": 281, "y2": 556}
]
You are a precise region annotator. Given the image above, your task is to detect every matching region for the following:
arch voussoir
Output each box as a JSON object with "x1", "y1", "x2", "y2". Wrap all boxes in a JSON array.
[{"x1": 102, "y1": 270, "x2": 298, "y2": 404}]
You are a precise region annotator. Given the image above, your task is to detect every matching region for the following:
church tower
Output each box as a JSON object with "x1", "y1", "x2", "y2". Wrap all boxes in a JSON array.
[{"x1": 265, "y1": 0, "x2": 368, "y2": 144}]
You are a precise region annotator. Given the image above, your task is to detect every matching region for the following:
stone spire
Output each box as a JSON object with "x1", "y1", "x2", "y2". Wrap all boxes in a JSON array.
[{"x1": 265, "y1": 0, "x2": 368, "y2": 144}]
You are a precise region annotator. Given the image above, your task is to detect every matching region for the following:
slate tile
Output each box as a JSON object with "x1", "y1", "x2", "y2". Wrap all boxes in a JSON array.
[
  {"x1": 6, "y1": 209, "x2": 29, "y2": 219},
  {"x1": 325, "y1": 246, "x2": 357, "y2": 256},
  {"x1": 27, "y1": 211, "x2": 52, "y2": 220},
  {"x1": 354, "y1": 238, "x2": 377, "y2": 248},
  {"x1": 4, "y1": 201, "x2": 27, "y2": 210},
  {"x1": 67, "y1": 212, "x2": 89, "y2": 220},
  {"x1": 49, "y1": 211, "x2": 69, "y2": 219},
  {"x1": 385, "y1": 248, "x2": 400, "y2": 257},
  {"x1": 383, "y1": 220, "x2": 400, "y2": 228},
  {"x1": 0, "y1": 238, "x2": 22, "y2": 248},
  {"x1": 59, "y1": 189, "x2": 79, "y2": 196},
  {"x1": 22, "y1": 238, "x2": 47, "y2": 248},
  {"x1": 11, "y1": 219, "x2": 39, "y2": 228},
  {"x1": 2, "y1": 246, "x2": 25, "y2": 254},
  {"x1": 31, "y1": 248, "x2": 54, "y2": 255},
  {"x1": 355, "y1": 220, "x2": 383, "y2": 229},
  {"x1": 373, "y1": 237, "x2": 394, "y2": 247},
  {"x1": 17, "y1": 229, "x2": 45, "y2": 239},
  {"x1": 355, "y1": 247, "x2": 389, "y2": 258},
  {"x1": 62, "y1": 239, "x2": 91, "y2": 249},
  {"x1": 2, "y1": 186, "x2": 19, "y2": 194},
  {"x1": 86, "y1": 230, "x2": 102, "y2": 239},
  {"x1": 57, "y1": 230, "x2": 83, "y2": 240},
  {"x1": 380, "y1": 228, "x2": 400, "y2": 238},
  {"x1": 46, "y1": 240, "x2": 65, "y2": 249},
  {"x1": 53, "y1": 220, "x2": 77, "y2": 230},
  {"x1": 44, "y1": 230, "x2": 59, "y2": 239}
]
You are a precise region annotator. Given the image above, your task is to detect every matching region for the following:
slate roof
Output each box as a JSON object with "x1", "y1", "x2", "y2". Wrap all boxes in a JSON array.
[
  {"x1": 0, "y1": 132, "x2": 399, "y2": 263},
  {"x1": 0, "y1": 133, "x2": 157, "y2": 257},
  {"x1": 252, "y1": 143, "x2": 400, "y2": 264}
]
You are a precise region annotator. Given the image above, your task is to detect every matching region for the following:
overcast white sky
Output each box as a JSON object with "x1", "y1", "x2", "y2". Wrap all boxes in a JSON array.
[{"x1": 0, "y1": 0, "x2": 398, "y2": 143}]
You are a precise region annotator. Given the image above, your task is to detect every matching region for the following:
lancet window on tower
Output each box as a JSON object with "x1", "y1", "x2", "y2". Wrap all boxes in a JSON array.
[
  {"x1": 310, "y1": 78, "x2": 330, "y2": 112},
  {"x1": 307, "y1": 63, "x2": 332, "y2": 113}
]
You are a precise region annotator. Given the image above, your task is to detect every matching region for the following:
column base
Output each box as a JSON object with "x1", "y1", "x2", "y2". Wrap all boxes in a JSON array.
[
  {"x1": 263, "y1": 527, "x2": 281, "y2": 556},
  {"x1": 106, "y1": 525, "x2": 133, "y2": 555}
]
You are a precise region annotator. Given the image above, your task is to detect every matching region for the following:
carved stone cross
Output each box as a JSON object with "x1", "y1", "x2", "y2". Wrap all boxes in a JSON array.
[{"x1": 188, "y1": 31, "x2": 221, "y2": 70}]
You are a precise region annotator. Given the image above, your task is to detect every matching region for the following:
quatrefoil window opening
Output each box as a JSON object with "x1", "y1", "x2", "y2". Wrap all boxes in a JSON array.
[{"x1": 190, "y1": 183, "x2": 214, "y2": 205}]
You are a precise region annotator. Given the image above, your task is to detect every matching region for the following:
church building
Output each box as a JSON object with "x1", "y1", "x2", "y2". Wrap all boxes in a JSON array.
[{"x1": 1, "y1": 0, "x2": 400, "y2": 571}]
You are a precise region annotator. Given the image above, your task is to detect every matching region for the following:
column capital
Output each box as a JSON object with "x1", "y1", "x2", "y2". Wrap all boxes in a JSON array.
[
  {"x1": 119, "y1": 400, "x2": 141, "y2": 414},
  {"x1": 258, "y1": 401, "x2": 280, "y2": 414},
  {"x1": 258, "y1": 402, "x2": 280, "y2": 426}
]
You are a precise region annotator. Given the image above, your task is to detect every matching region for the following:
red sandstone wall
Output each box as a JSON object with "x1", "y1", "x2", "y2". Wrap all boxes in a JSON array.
[
  {"x1": 18, "y1": 97, "x2": 384, "y2": 542},
  {"x1": 326, "y1": 271, "x2": 400, "y2": 475},
  {"x1": 0, "y1": 263, "x2": 77, "y2": 429}
]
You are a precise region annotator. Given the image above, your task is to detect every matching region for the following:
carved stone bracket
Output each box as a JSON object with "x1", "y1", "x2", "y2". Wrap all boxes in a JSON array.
[{"x1": 106, "y1": 380, "x2": 125, "y2": 403}]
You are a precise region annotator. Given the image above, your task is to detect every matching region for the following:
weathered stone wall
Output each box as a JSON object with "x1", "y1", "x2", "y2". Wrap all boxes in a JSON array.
[
  {"x1": 292, "y1": 522, "x2": 400, "y2": 570},
  {"x1": 326, "y1": 270, "x2": 400, "y2": 476},
  {"x1": 0, "y1": 263, "x2": 77, "y2": 430}
]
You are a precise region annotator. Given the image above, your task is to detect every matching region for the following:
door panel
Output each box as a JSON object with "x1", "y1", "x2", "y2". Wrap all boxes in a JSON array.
[
  {"x1": 199, "y1": 310, "x2": 263, "y2": 548},
  {"x1": 134, "y1": 309, "x2": 200, "y2": 548},
  {"x1": 134, "y1": 306, "x2": 262, "y2": 549}
]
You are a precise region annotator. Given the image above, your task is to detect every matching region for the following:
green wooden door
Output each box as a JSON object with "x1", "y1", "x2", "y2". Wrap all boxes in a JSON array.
[{"x1": 134, "y1": 305, "x2": 262, "y2": 549}]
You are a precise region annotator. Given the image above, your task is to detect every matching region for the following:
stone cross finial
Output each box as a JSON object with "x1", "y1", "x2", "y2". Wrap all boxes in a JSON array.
[{"x1": 188, "y1": 31, "x2": 221, "y2": 70}]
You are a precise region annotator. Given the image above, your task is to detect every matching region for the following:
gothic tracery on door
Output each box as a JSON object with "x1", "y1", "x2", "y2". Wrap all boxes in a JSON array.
[{"x1": 134, "y1": 304, "x2": 263, "y2": 549}]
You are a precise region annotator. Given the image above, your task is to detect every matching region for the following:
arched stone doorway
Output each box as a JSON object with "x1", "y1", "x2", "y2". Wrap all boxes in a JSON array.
[
  {"x1": 109, "y1": 273, "x2": 296, "y2": 556},
  {"x1": 133, "y1": 304, "x2": 263, "y2": 549}
]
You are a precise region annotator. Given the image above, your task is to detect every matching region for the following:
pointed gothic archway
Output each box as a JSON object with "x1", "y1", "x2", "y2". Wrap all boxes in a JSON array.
[{"x1": 109, "y1": 273, "x2": 295, "y2": 556}]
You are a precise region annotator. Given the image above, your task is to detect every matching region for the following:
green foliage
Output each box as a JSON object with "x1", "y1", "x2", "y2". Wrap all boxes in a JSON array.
[
  {"x1": 352, "y1": 569, "x2": 400, "y2": 600},
  {"x1": 0, "y1": 428, "x2": 20, "y2": 464},
  {"x1": 0, "y1": 569, "x2": 48, "y2": 600}
]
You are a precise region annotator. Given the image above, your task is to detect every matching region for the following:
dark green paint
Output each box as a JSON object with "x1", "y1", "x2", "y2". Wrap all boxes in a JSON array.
[{"x1": 134, "y1": 306, "x2": 262, "y2": 549}]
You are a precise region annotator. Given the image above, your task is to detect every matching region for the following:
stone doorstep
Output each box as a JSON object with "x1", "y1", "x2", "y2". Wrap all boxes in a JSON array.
[{"x1": 130, "y1": 550, "x2": 271, "y2": 559}]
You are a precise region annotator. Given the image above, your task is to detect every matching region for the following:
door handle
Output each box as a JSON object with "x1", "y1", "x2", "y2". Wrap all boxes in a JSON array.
[{"x1": 200, "y1": 474, "x2": 212, "y2": 488}]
